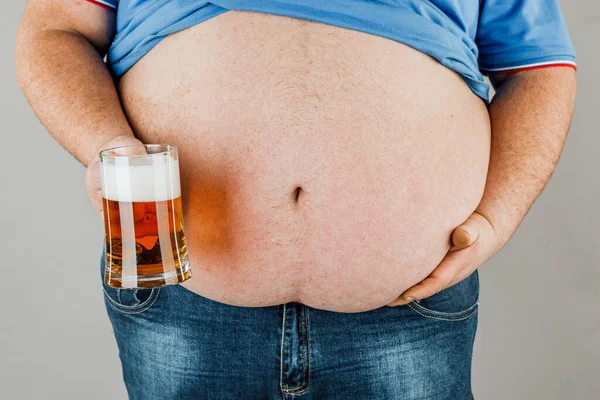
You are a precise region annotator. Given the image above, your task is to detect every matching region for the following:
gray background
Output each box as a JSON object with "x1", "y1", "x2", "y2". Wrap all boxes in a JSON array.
[{"x1": 1, "y1": 1, "x2": 598, "y2": 399}]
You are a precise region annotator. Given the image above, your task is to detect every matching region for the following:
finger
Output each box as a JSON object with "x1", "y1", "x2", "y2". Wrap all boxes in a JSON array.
[
  {"x1": 387, "y1": 274, "x2": 450, "y2": 307},
  {"x1": 97, "y1": 135, "x2": 146, "y2": 156},
  {"x1": 406, "y1": 250, "x2": 473, "y2": 299},
  {"x1": 114, "y1": 144, "x2": 148, "y2": 156},
  {"x1": 93, "y1": 190, "x2": 105, "y2": 216},
  {"x1": 387, "y1": 249, "x2": 472, "y2": 306},
  {"x1": 387, "y1": 296, "x2": 413, "y2": 307},
  {"x1": 87, "y1": 185, "x2": 104, "y2": 215},
  {"x1": 102, "y1": 145, "x2": 148, "y2": 157},
  {"x1": 451, "y1": 214, "x2": 481, "y2": 250},
  {"x1": 85, "y1": 161, "x2": 105, "y2": 218}
]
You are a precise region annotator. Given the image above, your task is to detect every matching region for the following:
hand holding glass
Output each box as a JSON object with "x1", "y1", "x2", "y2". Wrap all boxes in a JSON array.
[{"x1": 100, "y1": 144, "x2": 191, "y2": 288}]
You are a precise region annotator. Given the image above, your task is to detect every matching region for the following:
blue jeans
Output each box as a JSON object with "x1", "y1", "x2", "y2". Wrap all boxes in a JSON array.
[{"x1": 101, "y1": 256, "x2": 479, "y2": 399}]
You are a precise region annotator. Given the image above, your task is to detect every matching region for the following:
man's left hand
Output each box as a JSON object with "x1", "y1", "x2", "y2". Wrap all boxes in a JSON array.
[{"x1": 387, "y1": 211, "x2": 500, "y2": 307}]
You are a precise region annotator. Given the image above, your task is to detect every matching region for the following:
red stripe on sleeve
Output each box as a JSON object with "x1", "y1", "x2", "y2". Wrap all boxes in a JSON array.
[
  {"x1": 489, "y1": 64, "x2": 577, "y2": 75},
  {"x1": 85, "y1": 0, "x2": 115, "y2": 11}
]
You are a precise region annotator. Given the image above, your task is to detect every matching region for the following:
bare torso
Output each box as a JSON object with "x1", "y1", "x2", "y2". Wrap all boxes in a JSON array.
[{"x1": 118, "y1": 11, "x2": 490, "y2": 312}]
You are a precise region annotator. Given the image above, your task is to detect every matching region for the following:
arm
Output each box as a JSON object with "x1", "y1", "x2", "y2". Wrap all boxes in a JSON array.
[
  {"x1": 15, "y1": 0, "x2": 142, "y2": 215},
  {"x1": 389, "y1": 67, "x2": 577, "y2": 305},
  {"x1": 478, "y1": 68, "x2": 576, "y2": 244},
  {"x1": 14, "y1": 0, "x2": 136, "y2": 166}
]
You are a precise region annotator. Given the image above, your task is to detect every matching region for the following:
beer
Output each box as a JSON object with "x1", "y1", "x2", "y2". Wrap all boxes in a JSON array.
[{"x1": 100, "y1": 146, "x2": 191, "y2": 288}]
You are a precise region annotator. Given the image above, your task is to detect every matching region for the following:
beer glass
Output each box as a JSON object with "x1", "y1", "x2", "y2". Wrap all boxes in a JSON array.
[{"x1": 99, "y1": 144, "x2": 191, "y2": 289}]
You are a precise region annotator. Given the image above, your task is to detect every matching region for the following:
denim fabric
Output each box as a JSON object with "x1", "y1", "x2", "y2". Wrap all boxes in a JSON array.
[{"x1": 101, "y1": 256, "x2": 479, "y2": 399}]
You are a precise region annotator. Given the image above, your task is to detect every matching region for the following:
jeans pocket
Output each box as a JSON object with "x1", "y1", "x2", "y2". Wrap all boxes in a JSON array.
[
  {"x1": 407, "y1": 270, "x2": 479, "y2": 322},
  {"x1": 100, "y1": 252, "x2": 161, "y2": 315}
]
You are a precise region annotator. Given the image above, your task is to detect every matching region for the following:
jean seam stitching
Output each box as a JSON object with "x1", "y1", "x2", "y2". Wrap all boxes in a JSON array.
[
  {"x1": 280, "y1": 304, "x2": 288, "y2": 392},
  {"x1": 103, "y1": 287, "x2": 161, "y2": 314},
  {"x1": 299, "y1": 306, "x2": 306, "y2": 387},
  {"x1": 411, "y1": 300, "x2": 479, "y2": 317},
  {"x1": 407, "y1": 302, "x2": 478, "y2": 322},
  {"x1": 283, "y1": 306, "x2": 311, "y2": 395}
]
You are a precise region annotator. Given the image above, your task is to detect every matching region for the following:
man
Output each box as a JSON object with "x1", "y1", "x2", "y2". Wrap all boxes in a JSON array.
[{"x1": 15, "y1": 0, "x2": 576, "y2": 398}]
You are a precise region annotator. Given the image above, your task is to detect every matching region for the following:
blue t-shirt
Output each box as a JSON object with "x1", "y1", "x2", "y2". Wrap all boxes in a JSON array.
[{"x1": 90, "y1": 0, "x2": 576, "y2": 102}]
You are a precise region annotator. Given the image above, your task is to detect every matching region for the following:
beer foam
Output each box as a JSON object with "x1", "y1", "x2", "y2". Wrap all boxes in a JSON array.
[{"x1": 100, "y1": 155, "x2": 181, "y2": 202}]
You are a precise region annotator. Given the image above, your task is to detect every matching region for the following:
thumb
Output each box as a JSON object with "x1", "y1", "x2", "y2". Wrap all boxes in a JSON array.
[
  {"x1": 95, "y1": 196, "x2": 105, "y2": 217},
  {"x1": 451, "y1": 212, "x2": 482, "y2": 250},
  {"x1": 91, "y1": 189, "x2": 105, "y2": 219}
]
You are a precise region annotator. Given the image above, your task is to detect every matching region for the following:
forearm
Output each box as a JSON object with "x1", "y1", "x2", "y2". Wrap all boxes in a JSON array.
[
  {"x1": 478, "y1": 68, "x2": 577, "y2": 246},
  {"x1": 15, "y1": 27, "x2": 133, "y2": 166}
]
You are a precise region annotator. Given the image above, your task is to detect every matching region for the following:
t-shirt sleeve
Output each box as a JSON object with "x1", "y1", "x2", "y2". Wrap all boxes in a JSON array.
[
  {"x1": 476, "y1": 0, "x2": 576, "y2": 73},
  {"x1": 85, "y1": 0, "x2": 118, "y2": 11}
]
